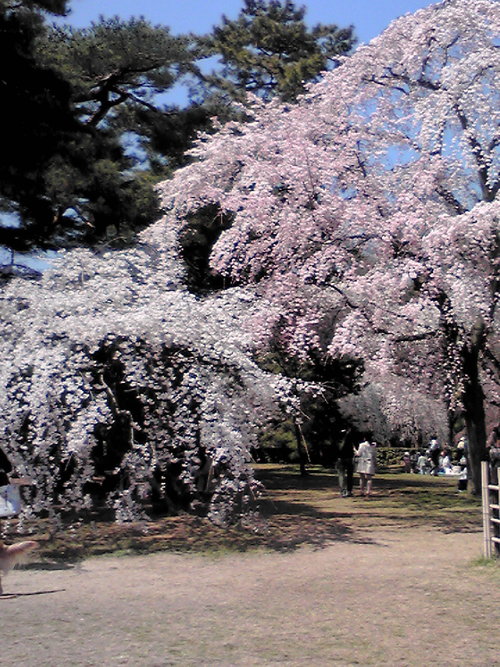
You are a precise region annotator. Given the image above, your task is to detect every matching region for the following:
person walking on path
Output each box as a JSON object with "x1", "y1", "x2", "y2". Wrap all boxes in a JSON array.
[{"x1": 354, "y1": 440, "x2": 377, "y2": 497}]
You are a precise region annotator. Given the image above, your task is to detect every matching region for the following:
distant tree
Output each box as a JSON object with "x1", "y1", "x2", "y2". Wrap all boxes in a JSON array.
[
  {"x1": 198, "y1": 0, "x2": 355, "y2": 103},
  {"x1": 256, "y1": 309, "x2": 364, "y2": 470}
]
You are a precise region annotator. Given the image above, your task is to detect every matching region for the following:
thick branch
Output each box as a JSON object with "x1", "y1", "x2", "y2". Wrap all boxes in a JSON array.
[
  {"x1": 86, "y1": 91, "x2": 129, "y2": 126},
  {"x1": 454, "y1": 104, "x2": 498, "y2": 202}
]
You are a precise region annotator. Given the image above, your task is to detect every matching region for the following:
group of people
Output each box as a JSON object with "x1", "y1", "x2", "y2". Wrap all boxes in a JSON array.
[
  {"x1": 424, "y1": 437, "x2": 466, "y2": 477},
  {"x1": 401, "y1": 439, "x2": 466, "y2": 476},
  {"x1": 400, "y1": 438, "x2": 469, "y2": 490},
  {"x1": 336, "y1": 435, "x2": 377, "y2": 498},
  {"x1": 401, "y1": 438, "x2": 467, "y2": 491},
  {"x1": 335, "y1": 433, "x2": 473, "y2": 498}
]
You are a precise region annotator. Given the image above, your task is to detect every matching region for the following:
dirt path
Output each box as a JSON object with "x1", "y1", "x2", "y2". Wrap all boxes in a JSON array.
[{"x1": 1, "y1": 524, "x2": 498, "y2": 666}]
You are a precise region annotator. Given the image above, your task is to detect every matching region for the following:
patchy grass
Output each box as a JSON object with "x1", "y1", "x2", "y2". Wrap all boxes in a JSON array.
[
  {"x1": 256, "y1": 464, "x2": 482, "y2": 539},
  {"x1": 469, "y1": 555, "x2": 500, "y2": 576},
  {"x1": 3, "y1": 464, "x2": 484, "y2": 563}
]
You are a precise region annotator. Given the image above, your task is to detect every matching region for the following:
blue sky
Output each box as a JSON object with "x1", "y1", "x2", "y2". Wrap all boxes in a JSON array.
[{"x1": 63, "y1": 0, "x2": 438, "y2": 45}]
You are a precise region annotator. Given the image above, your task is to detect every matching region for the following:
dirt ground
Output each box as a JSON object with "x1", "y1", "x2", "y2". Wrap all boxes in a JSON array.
[{"x1": 1, "y1": 520, "x2": 499, "y2": 666}]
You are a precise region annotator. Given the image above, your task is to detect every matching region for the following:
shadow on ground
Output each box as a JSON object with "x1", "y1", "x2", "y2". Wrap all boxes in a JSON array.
[
  {"x1": 18, "y1": 561, "x2": 75, "y2": 571},
  {"x1": 256, "y1": 465, "x2": 482, "y2": 536},
  {"x1": 2, "y1": 464, "x2": 482, "y2": 561}
]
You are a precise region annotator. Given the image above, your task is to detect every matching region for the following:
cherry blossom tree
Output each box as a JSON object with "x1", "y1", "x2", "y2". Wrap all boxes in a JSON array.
[
  {"x1": 0, "y1": 218, "x2": 299, "y2": 524},
  {"x1": 161, "y1": 0, "x2": 499, "y2": 493},
  {"x1": 338, "y1": 380, "x2": 449, "y2": 447}
]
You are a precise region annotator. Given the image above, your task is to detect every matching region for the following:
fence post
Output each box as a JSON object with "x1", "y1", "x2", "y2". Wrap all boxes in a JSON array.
[{"x1": 481, "y1": 461, "x2": 492, "y2": 558}]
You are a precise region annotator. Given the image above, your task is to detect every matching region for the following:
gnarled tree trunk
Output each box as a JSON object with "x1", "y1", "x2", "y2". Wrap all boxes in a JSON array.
[{"x1": 462, "y1": 344, "x2": 488, "y2": 495}]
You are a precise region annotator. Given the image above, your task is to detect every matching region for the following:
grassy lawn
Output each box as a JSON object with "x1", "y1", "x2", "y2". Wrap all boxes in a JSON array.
[{"x1": 2, "y1": 464, "x2": 483, "y2": 562}]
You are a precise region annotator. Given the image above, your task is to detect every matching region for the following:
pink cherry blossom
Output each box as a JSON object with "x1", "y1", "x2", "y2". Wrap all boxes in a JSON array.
[{"x1": 160, "y1": 0, "x2": 499, "y2": 493}]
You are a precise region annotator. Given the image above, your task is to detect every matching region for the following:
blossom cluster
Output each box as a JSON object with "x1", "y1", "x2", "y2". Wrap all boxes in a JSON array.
[
  {"x1": 159, "y1": 0, "x2": 499, "y2": 438},
  {"x1": 0, "y1": 218, "x2": 294, "y2": 522}
]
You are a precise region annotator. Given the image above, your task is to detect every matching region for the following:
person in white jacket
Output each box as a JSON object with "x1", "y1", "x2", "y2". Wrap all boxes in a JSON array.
[{"x1": 354, "y1": 440, "x2": 377, "y2": 497}]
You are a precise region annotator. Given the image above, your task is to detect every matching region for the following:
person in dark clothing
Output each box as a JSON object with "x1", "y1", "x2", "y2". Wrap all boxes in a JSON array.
[
  {"x1": 0, "y1": 448, "x2": 13, "y2": 487},
  {"x1": 428, "y1": 437, "x2": 441, "y2": 475},
  {"x1": 336, "y1": 429, "x2": 355, "y2": 497},
  {"x1": 487, "y1": 426, "x2": 500, "y2": 485},
  {"x1": 457, "y1": 455, "x2": 468, "y2": 492},
  {"x1": 0, "y1": 446, "x2": 22, "y2": 520}
]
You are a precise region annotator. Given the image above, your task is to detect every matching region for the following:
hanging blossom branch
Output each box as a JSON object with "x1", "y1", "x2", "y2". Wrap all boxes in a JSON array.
[{"x1": 0, "y1": 220, "x2": 301, "y2": 524}]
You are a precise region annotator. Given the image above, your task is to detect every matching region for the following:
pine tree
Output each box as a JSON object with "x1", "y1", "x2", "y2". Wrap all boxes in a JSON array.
[
  {"x1": 199, "y1": 0, "x2": 355, "y2": 103},
  {"x1": 0, "y1": 8, "x2": 200, "y2": 258}
]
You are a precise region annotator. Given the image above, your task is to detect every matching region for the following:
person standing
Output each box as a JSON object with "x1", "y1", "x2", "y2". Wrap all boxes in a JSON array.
[
  {"x1": 401, "y1": 451, "x2": 411, "y2": 473},
  {"x1": 457, "y1": 455, "x2": 468, "y2": 492},
  {"x1": 0, "y1": 447, "x2": 23, "y2": 519},
  {"x1": 354, "y1": 440, "x2": 377, "y2": 497},
  {"x1": 416, "y1": 451, "x2": 428, "y2": 474},
  {"x1": 0, "y1": 447, "x2": 15, "y2": 520},
  {"x1": 487, "y1": 427, "x2": 500, "y2": 485},
  {"x1": 336, "y1": 429, "x2": 355, "y2": 497},
  {"x1": 428, "y1": 437, "x2": 441, "y2": 475},
  {"x1": 0, "y1": 447, "x2": 12, "y2": 488}
]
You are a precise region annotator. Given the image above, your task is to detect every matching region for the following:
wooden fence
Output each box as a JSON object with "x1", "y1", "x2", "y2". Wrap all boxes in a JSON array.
[{"x1": 481, "y1": 460, "x2": 500, "y2": 558}]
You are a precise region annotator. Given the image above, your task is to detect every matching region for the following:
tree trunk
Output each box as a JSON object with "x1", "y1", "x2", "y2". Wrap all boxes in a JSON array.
[
  {"x1": 462, "y1": 346, "x2": 488, "y2": 495},
  {"x1": 293, "y1": 421, "x2": 309, "y2": 477},
  {"x1": 447, "y1": 409, "x2": 456, "y2": 450}
]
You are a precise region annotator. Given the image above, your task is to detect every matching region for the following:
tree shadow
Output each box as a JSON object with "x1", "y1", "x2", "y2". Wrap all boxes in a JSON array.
[
  {"x1": 254, "y1": 465, "x2": 482, "y2": 546},
  {"x1": 256, "y1": 499, "x2": 376, "y2": 551},
  {"x1": 17, "y1": 560, "x2": 75, "y2": 571},
  {"x1": 1, "y1": 588, "x2": 65, "y2": 598},
  {"x1": 3, "y1": 465, "x2": 482, "y2": 559}
]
